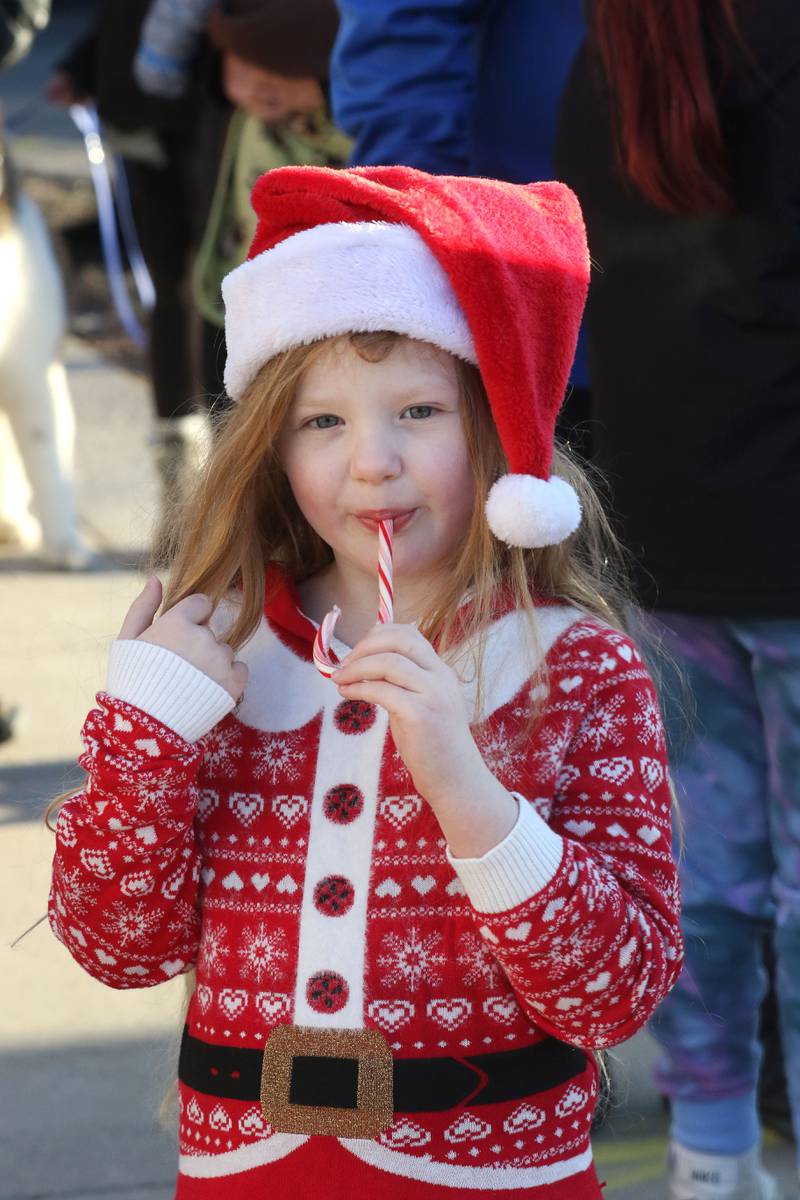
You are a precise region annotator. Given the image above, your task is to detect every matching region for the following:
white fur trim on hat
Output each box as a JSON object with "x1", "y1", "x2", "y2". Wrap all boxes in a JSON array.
[
  {"x1": 222, "y1": 221, "x2": 477, "y2": 400},
  {"x1": 486, "y1": 474, "x2": 582, "y2": 548}
]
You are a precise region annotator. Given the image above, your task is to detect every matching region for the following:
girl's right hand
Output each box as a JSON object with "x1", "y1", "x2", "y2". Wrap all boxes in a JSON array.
[{"x1": 118, "y1": 577, "x2": 248, "y2": 702}]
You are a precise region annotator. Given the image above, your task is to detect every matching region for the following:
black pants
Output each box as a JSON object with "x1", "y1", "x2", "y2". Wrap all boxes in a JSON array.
[{"x1": 123, "y1": 107, "x2": 227, "y2": 420}]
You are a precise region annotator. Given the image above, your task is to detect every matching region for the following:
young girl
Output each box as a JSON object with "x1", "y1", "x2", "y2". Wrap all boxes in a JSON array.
[{"x1": 48, "y1": 165, "x2": 682, "y2": 1199}]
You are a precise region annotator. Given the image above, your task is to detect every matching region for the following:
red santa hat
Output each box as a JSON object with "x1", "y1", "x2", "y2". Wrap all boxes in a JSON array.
[{"x1": 222, "y1": 165, "x2": 589, "y2": 549}]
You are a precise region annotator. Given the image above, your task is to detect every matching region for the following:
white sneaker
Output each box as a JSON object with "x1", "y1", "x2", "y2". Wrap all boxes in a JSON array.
[{"x1": 668, "y1": 1143, "x2": 782, "y2": 1200}]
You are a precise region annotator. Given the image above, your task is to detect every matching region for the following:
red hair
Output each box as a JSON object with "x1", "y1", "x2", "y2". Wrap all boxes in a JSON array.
[{"x1": 588, "y1": 0, "x2": 744, "y2": 215}]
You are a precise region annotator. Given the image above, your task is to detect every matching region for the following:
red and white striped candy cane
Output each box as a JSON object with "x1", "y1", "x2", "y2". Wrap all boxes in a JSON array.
[{"x1": 313, "y1": 518, "x2": 393, "y2": 678}]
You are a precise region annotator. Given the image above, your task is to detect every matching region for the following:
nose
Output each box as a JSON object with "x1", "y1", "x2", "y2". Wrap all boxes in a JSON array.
[{"x1": 349, "y1": 424, "x2": 402, "y2": 484}]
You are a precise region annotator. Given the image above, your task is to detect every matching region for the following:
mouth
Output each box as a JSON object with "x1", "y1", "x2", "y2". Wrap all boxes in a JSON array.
[{"x1": 353, "y1": 509, "x2": 417, "y2": 532}]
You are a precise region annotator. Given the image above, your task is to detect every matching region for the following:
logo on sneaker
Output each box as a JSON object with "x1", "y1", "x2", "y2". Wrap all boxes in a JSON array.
[{"x1": 690, "y1": 1169, "x2": 722, "y2": 1185}]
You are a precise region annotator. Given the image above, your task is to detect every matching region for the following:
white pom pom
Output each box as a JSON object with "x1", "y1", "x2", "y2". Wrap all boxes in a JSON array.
[{"x1": 486, "y1": 474, "x2": 581, "y2": 548}]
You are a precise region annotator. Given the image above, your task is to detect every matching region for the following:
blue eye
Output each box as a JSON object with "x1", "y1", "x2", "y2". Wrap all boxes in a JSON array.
[
  {"x1": 405, "y1": 405, "x2": 434, "y2": 419},
  {"x1": 308, "y1": 414, "x2": 341, "y2": 430}
]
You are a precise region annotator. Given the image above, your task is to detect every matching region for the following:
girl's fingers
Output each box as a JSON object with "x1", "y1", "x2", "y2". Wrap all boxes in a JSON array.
[
  {"x1": 168, "y1": 593, "x2": 215, "y2": 626},
  {"x1": 333, "y1": 652, "x2": 424, "y2": 693},
  {"x1": 344, "y1": 624, "x2": 436, "y2": 671},
  {"x1": 335, "y1": 679, "x2": 406, "y2": 714},
  {"x1": 118, "y1": 577, "x2": 163, "y2": 639},
  {"x1": 230, "y1": 660, "x2": 249, "y2": 701}
]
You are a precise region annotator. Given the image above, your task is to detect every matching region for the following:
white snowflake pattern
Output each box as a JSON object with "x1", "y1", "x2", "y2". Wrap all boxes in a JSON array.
[
  {"x1": 573, "y1": 694, "x2": 628, "y2": 752},
  {"x1": 200, "y1": 724, "x2": 243, "y2": 776},
  {"x1": 378, "y1": 927, "x2": 447, "y2": 990},
  {"x1": 474, "y1": 722, "x2": 525, "y2": 786},
  {"x1": 456, "y1": 932, "x2": 503, "y2": 990},
  {"x1": 57, "y1": 864, "x2": 100, "y2": 915},
  {"x1": 198, "y1": 921, "x2": 229, "y2": 976},
  {"x1": 130, "y1": 770, "x2": 174, "y2": 816},
  {"x1": 239, "y1": 923, "x2": 289, "y2": 984},
  {"x1": 168, "y1": 898, "x2": 200, "y2": 940},
  {"x1": 544, "y1": 930, "x2": 608, "y2": 981},
  {"x1": 631, "y1": 691, "x2": 665, "y2": 749},
  {"x1": 532, "y1": 721, "x2": 574, "y2": 783},
  {"x1": 102, "y1": 900, "x2": 161, "y2": 945},
  {"x1": 252, "y1": 732, "x2": 304, "y2": 786}
]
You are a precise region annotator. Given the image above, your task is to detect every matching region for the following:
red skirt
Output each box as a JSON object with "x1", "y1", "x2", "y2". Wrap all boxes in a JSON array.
[{"x1": 175, "y1": 1136, "x2": 604, "y2": 1199}]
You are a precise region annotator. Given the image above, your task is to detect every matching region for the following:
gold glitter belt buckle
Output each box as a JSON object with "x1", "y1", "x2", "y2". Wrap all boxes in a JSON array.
[{"x1": 260, "y1": 1024, "x2": 394, "y2": 1137}]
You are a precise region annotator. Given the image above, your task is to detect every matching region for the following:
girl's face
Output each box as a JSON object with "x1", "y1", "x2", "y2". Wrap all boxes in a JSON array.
[{"x1": 278, "y1": 338, "x2": 476, "y2": 588}]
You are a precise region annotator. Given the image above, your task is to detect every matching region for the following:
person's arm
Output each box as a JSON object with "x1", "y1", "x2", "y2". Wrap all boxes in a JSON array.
[
  {"x1": 447, "y1": 622, "x2": 683, "y2": 1049},
  {"x1": 0, "y1": 0, "x2": 49, "y2": 70},
  {"x1": 331, "y1": 0, "x2": 483, "y2": 171},
  {"x1": 49, "y1": 580, "x2": 243, "y2": 989}
]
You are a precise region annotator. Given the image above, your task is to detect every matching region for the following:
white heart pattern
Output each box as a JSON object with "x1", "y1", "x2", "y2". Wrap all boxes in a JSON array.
[
  {"x1": 380, "y1": 1118, "x2": 432, "y2": 1149},
  {"x1": 589, "y1": 756, "x2": 634, "y2": 785},
  {"x1": 478, "y1": 924, "x2": 499, "y2": 945},
  {"x1": 505, "y1": 921, "x2": 531, "y2": 942},
  {"x1": 134, "y1": 738, "x2": 161, "y2": 758},
  {"x1": 134, "y1": 824, "x2": 157, "y2": 845},
  {"x1": 276, "y1": 874, "x2": 297, "y2": 894},
  {"x1": 80, "y1": 849, "x2": 115, "y2": 879},
  {"x1": 196, "y1": 789, "x2": 219, "y2": 820},
  {"x1": 222, "y1": 871, "x2": 244, "y2": 891},
  {"x1": 123, "y1": 965, "x2": 148, "y2": 977},
  {"x1": 160, "y1": 958, "x2": 185, "y2": 977},
  {"x1": 255, "y1": 992, "x2": 291, "y2": 1022},
  {"x1": 251, "y1": 872, "x2": 269, "y2": 892},
  {"x1": 617, "y1": 643, "x2": 634, "y2": 662},
  {"x1": 196, "y1": 985, "x2": 213, "y2": 1014},
  {"x1": 559, "y1": 675, "x2": 583, "y2": 693},
  {"x1": 637, "y1": 824, "x2": 661, "y2": 846},
  {"x1": 368, "y1": 999, "x2": 415, "y2": 1032},
  {"x1": 271, "y1": 794, "x2": 307, "y2": 828},
  {"x1": 379, "y1": 794, "x2": 422, "y2": 829},
  {"x1": 426, "y1": 997, "x2": 472, "y2": 1030},
  {"x1": 113, "y1": 713, "x2": 133, "y2": 732},
  {"x1": 639, "y1": 756, "x2": 664, "y2": 792},
  {"x1": 503, "y1": 1102, "x2": 546, "y2": 1133},
  {"x1": 445, "y1": 877, "x2": 466, "y2": 896},
  {"x1": 585, "y1": 971, "x2": 611, "y2": 994},
  {"x1": 201, "y1": 867, "x2": 215, "y2": 886},
  {"x1": 219, "y1": 988, "x2": 248, "y2": 1020},
  {"x1": 482, "y1": 994, "x2": 520, "y2": 1025},
  {"x1": 238, "y1": 1107, "x2": 272, "y2": 1138},
  {"x1": 187, "y1": 1097, "x2": 204, "y2": 1124},
  {"x1": 564, "y1": 820, "x2": 595, "y2": 838},
  {"x1": 120, "y1": 870, "x2": 154, "y2": 897},
  {"x1": 556, "y1": 996, "x2": 581, "y2": 1010},
  {"x1": 68, "y1": 926, "x2": 87, "y2": 947},
  {"x1": 444, "y1": 1113, "x2": 492, "y2": 1143},
  {"x1": 543, "y1": 897, "x2": 566, "y2": 922},
  {"x1": 411, "y1": 875, "x2": 435, "y2": 896},
  {"x1": 209, "y1": 1103, "x2": 232, "y2": 1131},
  {"x1": 619, "y1": 936, "x2": 638, "y2": 968},
  {"x1": 555, "y1": 1083, "x2": 588, "y2": 1117},
  {"x1": 95, "y1": 948, "x2": 117, "y2": 965},
  {"x1": 375, "y1": 877, "x2": 401, "y2": 899},
  {"x1": 229, "y1": 792, "x2": 264, "y2": 827},
  {"x1": 607, "y1": 823, "x2": 629, "y2": 839}
]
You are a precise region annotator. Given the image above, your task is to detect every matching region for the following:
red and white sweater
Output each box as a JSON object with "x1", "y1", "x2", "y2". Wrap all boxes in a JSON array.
[{"x1": 49, "y1": 578, "x2": 682, "y2": 1198}]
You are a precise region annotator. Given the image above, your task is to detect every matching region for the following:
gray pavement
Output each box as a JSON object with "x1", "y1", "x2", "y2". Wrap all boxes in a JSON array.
[{"x1": 1, "y1": 13, "x2": 797, "y2": 1195}]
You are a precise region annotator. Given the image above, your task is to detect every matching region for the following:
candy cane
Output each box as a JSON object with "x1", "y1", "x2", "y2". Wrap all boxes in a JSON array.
[{"x1": 313, "y1": 518, "x2": 393, "y2": 678}]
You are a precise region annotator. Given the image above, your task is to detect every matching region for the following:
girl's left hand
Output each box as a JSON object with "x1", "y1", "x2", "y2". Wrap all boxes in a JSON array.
[{"x1": 332, "y1": 623, "x2": 488, "y2": 808}]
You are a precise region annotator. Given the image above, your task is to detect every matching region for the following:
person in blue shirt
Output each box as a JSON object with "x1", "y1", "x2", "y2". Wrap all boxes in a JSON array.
[{"x1": 330, "y1": 0, "x2": 589, "y2": 443}]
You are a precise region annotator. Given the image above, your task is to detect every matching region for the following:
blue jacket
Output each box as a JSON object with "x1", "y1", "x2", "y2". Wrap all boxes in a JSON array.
[{"x1": 331, "y1": 0, "x2": 588, "y2": 385}]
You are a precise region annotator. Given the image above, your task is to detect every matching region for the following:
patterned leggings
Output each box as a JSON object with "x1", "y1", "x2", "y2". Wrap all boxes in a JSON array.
[{"x1": 648, "y1": 613, "x2": 800, "y2": 1153}]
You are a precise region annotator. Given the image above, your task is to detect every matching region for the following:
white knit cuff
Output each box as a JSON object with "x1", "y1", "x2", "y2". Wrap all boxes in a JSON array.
[
  {"x1": 106, "y1": 640, "x2": 236, "y2": 743},
  {"x1": 446, "y1": 795, "x2": 564, "y2": 914}
]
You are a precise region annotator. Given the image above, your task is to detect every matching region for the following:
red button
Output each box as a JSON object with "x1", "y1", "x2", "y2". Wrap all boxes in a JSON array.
[
  {"x1": 323, "y1": 784, "x2": 364, "y2": 825},
  {"x1": 306, "y1": 971, "x2": 349, "y2": 1014},
  {"x1": 313, "y1": 874, "x2": 355, "y2": 917},
  {"x1": 334, "y1": 700, "x2": 377, "y2": 735}
]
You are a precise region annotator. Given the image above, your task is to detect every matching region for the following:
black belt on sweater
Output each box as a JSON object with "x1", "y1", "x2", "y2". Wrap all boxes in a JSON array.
[{"x1": 178, "y1": 1025, "x2": 587, "y2": 1113}]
